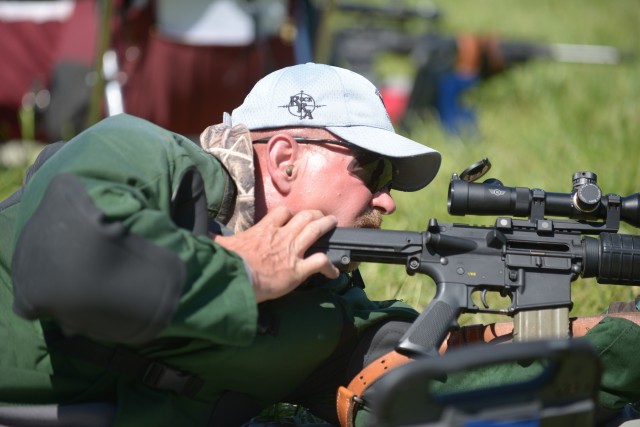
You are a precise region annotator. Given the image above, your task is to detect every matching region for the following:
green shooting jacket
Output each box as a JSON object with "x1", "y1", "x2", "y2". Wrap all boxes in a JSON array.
[{"x1": 0, "y1": 114, "x2": 418, "y2": 426}]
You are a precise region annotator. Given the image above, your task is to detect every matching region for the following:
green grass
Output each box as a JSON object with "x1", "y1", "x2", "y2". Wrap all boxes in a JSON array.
[
  {"x1": 0, "y1": 167, "x2": 24, "y2": 199},
  {"x1": 1, "y1": 1, "x2": 639, "y2": 323},
  {"x1": 335, "y1": 0, "x2": 640, "y2": 321}
]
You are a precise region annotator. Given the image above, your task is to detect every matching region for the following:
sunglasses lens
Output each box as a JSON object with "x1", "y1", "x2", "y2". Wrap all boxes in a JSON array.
[
  {"x1": 350, "y1": 157, "x2": 394, "y2": 193},
  {"x1": 255, "y1": 137, "x2": 397, "y2": 192}
]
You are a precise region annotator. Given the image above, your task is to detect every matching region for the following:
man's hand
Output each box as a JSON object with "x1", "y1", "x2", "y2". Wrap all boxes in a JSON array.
[{"x1": 213, "y1": 207, "x2": 340, "y2": 303}]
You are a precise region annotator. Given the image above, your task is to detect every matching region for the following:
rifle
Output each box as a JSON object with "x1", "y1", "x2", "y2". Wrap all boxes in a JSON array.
[
  {"x1": 403, "y1": 33, "x2": 629, "y2": 134},
  {"x1": 309, "y1": 159, "x2": 640, "y2": 357}
]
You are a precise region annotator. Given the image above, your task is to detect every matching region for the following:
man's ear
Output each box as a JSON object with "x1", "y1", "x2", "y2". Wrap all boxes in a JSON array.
[{"x1": 265, "y1": 134, "x2": 299, "y2": 194}]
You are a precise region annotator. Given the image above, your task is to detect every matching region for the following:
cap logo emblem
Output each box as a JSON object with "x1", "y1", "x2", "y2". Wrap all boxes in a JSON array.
[{"x1": 279, "y1": 90, "x2": 325, "y2": 120}]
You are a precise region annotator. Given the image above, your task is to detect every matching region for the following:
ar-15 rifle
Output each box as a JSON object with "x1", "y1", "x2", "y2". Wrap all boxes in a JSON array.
[{"x1": 310, "y1": 159, "x2": 640, "y2": 357}]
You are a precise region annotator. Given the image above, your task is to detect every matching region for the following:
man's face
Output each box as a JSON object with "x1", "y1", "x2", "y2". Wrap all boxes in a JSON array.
[{"x1": 291, "y1": 142, "x2": 396, "y2": 228}]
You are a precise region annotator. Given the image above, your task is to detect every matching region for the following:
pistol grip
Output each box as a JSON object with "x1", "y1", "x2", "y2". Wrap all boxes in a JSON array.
[{"x1": 396, "y1": 282, "x2": 465, "y2": 357}]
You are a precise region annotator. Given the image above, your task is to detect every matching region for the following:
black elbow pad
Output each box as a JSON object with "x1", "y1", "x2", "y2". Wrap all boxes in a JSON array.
[{"x1": 12, "y1": 173, "x2": 186, "y2": 344}]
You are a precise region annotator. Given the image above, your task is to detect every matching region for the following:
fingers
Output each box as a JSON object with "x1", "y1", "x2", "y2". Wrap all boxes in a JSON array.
[
  {"x1": 271, "y1": 209, "x2": 340, "y2": 280},
  {"x1": 260, "y1": 205, "x2": 294, "y2": 227},
  {"x1": 295, "y1": 215, "x2": 341, "y2": 278},
  {"x1": 263, "y1": 208, "x2": 341, "y2": 284},
  {"x1": 213, "y1": 208, "x2": 340, "y2": 303},
  {"x1": 284, "y1": 210, "x2": 338, "y2": 253},
  {"x1": 299, "y1": 252, "x2": 341, "y2": 280}
]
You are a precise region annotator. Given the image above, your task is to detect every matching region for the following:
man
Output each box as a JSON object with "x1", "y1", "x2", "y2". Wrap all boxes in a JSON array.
[
  {"x1": 2, "y1": 63, "x2": 638, "y2": 427},
  {"x1": 0, "y1": 63, "x2": 440, "y2": 426}
]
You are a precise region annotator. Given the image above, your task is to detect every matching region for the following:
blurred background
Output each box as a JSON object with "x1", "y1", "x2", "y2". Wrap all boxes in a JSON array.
[{"x1": 1, "y1": 0, "x2": 639, "y2": 321}]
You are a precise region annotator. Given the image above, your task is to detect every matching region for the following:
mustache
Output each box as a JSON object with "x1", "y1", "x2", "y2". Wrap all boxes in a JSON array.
[{"x1": 353, "y1": 209, "x2": 383, "y2": 229}]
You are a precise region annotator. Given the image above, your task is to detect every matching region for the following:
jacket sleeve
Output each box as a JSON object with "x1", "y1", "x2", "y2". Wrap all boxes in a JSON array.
[{"x1": 11, "y1": 115, "x2": 258, "y2": 346}]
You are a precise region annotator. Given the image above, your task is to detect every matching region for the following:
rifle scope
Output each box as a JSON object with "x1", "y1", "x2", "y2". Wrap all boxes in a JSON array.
[{"x1": 448, "y1": 172, "x2": 640, "y2": 227}]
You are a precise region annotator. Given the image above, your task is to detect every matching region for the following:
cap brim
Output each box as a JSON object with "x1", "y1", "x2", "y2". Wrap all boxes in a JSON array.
[{"x1": 325, "y1": 125, "x2": 441, "y2": 192}]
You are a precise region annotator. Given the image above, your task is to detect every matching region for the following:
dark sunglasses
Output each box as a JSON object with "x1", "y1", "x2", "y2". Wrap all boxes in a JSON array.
[{"x1": 253, "y1": 137, "x2": 395, "y2": 193}]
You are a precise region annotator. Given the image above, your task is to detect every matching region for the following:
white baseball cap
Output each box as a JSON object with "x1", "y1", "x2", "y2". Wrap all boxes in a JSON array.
[{"x1": 231, "y1": 62, "x2": 441, "y2": 191}]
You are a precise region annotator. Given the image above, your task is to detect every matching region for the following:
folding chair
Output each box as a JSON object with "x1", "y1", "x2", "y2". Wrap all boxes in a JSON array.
[{"x1": 368, "y1": 339, "x2": 602, "y2": 427}]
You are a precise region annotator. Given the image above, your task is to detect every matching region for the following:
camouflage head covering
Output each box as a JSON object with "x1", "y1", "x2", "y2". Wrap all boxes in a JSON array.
[{"x1": 200, "y1": 119, "x2": 255, "y2": 234}]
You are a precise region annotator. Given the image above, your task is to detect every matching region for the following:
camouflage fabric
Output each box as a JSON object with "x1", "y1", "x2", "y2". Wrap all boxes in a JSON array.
[{"x1": 200, "y1": 121, "x2": 255, "y2": 233}]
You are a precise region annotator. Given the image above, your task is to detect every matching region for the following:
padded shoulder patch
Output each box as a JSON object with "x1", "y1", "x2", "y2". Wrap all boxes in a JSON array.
[{"x1": 12, "y1": 173, "x2": 186, "y2": 344}]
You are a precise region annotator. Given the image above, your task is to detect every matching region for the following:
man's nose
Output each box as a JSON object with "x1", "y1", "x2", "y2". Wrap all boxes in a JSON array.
[{"x1": 371, "y1": 191, "x2": 396, "y2": 215}]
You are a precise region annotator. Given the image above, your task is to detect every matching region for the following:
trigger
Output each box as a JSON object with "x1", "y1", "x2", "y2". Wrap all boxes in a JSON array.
[{"x1": 481, "y1": 289, "x2": 490, "y2": 309}]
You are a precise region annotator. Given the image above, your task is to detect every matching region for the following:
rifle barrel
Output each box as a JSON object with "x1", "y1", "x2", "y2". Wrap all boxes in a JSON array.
[
  {"x1": 548, "y1": 43, "x2": 622, "y2": 64},
  {"x1": 497, "y1": 41, "x2": 625, "y2": 66}
]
